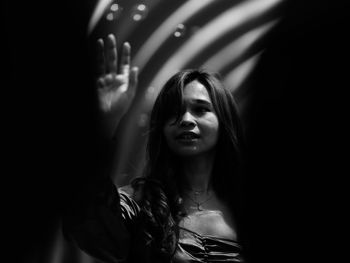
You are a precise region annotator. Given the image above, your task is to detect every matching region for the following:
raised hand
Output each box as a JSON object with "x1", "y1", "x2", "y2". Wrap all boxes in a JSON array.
[{"x1": 96, "y1": 34, "x2": 138, "y2": 115}]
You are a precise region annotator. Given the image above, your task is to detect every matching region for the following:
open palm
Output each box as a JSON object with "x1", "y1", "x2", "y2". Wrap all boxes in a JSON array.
[{"x1": 96, "y1": 34, "x2": 138, "y2": 115}]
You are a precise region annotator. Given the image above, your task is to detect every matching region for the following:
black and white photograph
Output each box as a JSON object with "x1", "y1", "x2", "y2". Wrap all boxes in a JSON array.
[{"x1": 5, "y1": 0, "x2": 348, "y2": 262}]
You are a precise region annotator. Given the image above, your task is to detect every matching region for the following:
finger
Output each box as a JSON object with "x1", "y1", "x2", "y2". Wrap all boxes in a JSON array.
[
  {"x1": 128, "y1": 67, "x2": 138, "y2": 97},
  {"x1": 104, "y1": 73, "x2": 114, "y2": 85},
  {"x1": 106, "y1": 34, "x2": 118, "y2": 73},
  {"x1": 96, "y1": 38, "x2": 105, "y2": 75},
  {"x1": 119, "y1": 42, "x2": 131, "y2": 75},
  {"x1": 96, "y1": 77, "x2": 106, "y2": 89}
]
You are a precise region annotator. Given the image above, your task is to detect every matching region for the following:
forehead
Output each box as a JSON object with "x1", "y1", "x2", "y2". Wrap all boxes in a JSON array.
[{"x1": 183, "y1": 80, "x2": 211, "y2": 102}]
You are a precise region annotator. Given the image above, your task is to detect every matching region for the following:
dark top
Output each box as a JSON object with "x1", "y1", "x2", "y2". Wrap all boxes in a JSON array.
[
  {"x1": 63, "y1": 182, "x2": 244, "y2": 263},
  {"x1": 175, "y1": 226, "x2": 243, "y2": 262}
]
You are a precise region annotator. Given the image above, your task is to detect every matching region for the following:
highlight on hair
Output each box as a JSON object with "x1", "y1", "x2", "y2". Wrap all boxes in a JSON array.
[{"x1": 131, "y1": 69, "x2": 245, "y2": 261}]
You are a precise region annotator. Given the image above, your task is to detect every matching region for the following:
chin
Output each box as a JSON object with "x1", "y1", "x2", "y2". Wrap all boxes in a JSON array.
[
  {"x1": 174, "y1": 147, "x2": 214, "y2": 158},
  {"x1": 173, "y1": 146, "x2": 200, "y2": 156}
]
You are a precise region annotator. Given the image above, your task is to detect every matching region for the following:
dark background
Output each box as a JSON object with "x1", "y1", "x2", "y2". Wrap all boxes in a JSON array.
[
  {"x1": 4, "y1": 1, "x2": 98, "y2": 262},
  {"x1": 4, "y1": 0, "x2": 348, "y2": 262},
  {"x1": 243, "y1": 1, "x2": 348, "y2": 262}
]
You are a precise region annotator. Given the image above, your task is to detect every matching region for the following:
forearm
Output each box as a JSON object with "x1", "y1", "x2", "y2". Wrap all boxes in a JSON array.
[{"x1": 98, "y1": 110, "x2": 124, "y2": 141}]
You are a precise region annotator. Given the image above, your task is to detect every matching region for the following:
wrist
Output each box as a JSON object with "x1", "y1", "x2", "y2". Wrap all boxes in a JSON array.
[{"x1": 98, "y1": 110, "x2": 124, "y2": 140}]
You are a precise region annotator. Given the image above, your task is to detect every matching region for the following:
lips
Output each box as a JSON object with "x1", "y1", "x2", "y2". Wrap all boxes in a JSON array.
[{"x1": 176, "y1": 131, "x2": 200, "y2": 140}]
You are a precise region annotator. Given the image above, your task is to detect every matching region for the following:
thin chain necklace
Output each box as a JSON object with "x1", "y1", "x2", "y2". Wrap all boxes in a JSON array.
[{"x1": 183, "y1": 190, "x2": 213, "y2": 211}]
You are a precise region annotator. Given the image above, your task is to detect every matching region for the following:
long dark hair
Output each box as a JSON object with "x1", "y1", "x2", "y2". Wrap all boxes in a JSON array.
[{"x1": 131, "y1": 69, "x2": 245, "y2": 261}]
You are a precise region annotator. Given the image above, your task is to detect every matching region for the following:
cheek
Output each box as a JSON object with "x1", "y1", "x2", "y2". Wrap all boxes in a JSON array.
[
  {"x1": 202, "y1": 116, "x2": 220, "y2": 138},
  {"x1": 209, "y1": 125, "x2": 220, "y2": 145},
  {"x1": 202, "y1": 121, "x2": 220, "y2": 148}
]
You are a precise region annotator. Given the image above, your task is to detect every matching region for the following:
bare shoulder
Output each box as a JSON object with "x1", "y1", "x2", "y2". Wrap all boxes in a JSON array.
[{"x1": 118, "y1": 184, "x2": 134, "y2": 195}]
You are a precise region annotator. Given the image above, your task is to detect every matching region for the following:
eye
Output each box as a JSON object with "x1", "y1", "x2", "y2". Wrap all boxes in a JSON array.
[{"x1": 193, "y1": 106, "x2": 210, "y2": 114}]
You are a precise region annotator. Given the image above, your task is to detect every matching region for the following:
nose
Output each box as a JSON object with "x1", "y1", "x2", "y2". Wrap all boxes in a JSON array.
[{"x1": 179, "y1": 111, "x2": 195, "y2": 127}]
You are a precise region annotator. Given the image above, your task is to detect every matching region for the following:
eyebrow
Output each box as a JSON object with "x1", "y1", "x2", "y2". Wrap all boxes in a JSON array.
[{"x1": 190, "y1": 99, "x2": 212, "y2": 106}]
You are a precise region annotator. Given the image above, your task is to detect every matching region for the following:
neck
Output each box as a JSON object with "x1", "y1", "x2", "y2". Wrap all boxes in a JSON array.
[{"x1": 180, "y1": 151, "x2": 216, "y2": 192}]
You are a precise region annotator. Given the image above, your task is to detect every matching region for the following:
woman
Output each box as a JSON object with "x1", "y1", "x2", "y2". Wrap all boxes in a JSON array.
[{"x1": 63, "y1": 34, "x2": 246, "y2": 263}]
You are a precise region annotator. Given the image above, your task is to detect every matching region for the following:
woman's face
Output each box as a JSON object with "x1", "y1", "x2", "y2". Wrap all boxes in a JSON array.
[{"x1": 163, "y1": 80, "x2": 219, "y2": 157}]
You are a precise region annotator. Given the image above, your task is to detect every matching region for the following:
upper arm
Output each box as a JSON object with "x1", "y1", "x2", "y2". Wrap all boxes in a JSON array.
[{"x1": 62, "y1": 181, "x2": 141, "y2": 262}]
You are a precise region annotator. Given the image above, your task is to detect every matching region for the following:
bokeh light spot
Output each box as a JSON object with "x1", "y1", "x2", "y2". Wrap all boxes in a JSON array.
[
  {"x1": 131, "y1": 4, "x2": 148, "y2": 21},
  {"x1": 174, "y1": 24, "x2": 186, "y2": 37}
]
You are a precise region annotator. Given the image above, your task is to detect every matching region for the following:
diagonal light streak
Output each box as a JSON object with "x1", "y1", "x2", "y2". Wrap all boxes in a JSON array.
[
  {"x1": 147, "y1": 0, "x2": 283, "y2": 100},
  {"x1": 202, "y1": 19, "x2": 278, "y2": 72},
  {"x1": 87, "y1": 0, "x2": 113, "y2": 35},
  {"x1": 132, "y1": 0, "x2": 215, "y2": 70},
  {"x1": 223, "y1": 51, "x2": 263, "y2": 93}
]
